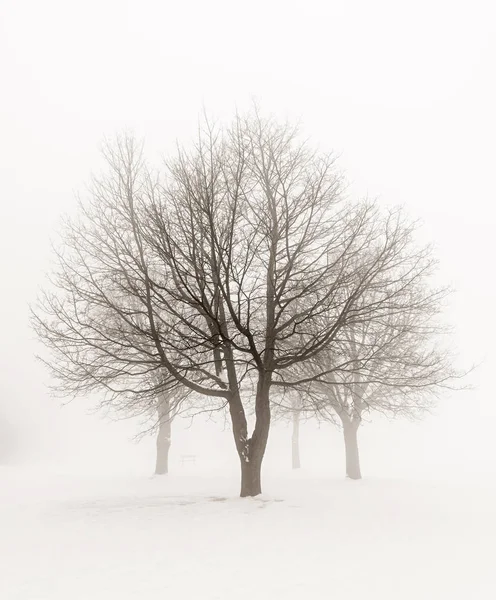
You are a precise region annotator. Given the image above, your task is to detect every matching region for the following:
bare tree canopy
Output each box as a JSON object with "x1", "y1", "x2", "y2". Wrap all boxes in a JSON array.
[
  {"x1": 283, "y1": 244, "x2": 461, "y2": 479},
  {"x1": 32, "y1": 110, "x2": 460, "y2": 495}
]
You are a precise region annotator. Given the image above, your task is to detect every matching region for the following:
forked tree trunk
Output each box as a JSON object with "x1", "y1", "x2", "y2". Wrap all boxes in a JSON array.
[
  {"x1": 234, "y1": 378, "x2": 271, "y2": 497},
  {"x1": 238, "y1": 425, "x2": 269, "y2": 497},
  {"x1": 155, "y1": 398, "x2": 172, "y2": 475},
  {"x1": 343, "y1": 420, "x2": 361, "y2": 480},
  {"x1": 292, "y1": 409, "x2": 301, "y2": 469}
]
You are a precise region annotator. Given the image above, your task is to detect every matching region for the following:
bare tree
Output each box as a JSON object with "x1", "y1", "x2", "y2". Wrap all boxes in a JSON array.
[
  {"x1": 143, "y1": 114, "x2": 453, "y2": 495},
  {"x1": 296, "y1": 235, "x2": 459, "y2": 479},
  {"x1": 154, "y1": 393, "x2": 172, "y2": 475},
  {"x1": 291, "y1": 395, "x2": 302, "y2": 470},
  {"x1": 33, "y1": 112, "x2": 455, "y2": 496},
  {"x1": 149, "y1": 372, "x2": 197, "y2": 476},
  {"x1": 268, "y1": 389, "x2": 305, "y2": 470},
  {"x1": 141, "y1": 114, "x2": 383, "y2": 495},
  {"x1": 31, "y1": 140, "x2": 208, "y2": 474}
]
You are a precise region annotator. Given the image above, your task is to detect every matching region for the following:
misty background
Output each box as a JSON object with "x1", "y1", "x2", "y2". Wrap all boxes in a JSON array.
[{"x1": 1, "y1": 0, "x2": 495, "y2": 480}]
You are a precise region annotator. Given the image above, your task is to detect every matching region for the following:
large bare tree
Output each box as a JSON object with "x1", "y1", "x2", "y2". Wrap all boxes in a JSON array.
[{"x1": 33, "y1": 112, "x2": 453, "y2": 496}]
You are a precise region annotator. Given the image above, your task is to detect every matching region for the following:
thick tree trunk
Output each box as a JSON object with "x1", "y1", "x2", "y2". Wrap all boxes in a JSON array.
[
  {"x1": 237, "y1": 412, "x2": 270, "y2": 497},
  {"x1": 155, "y1": 398, "x2": 172, "y2": 475},
  {"x1": 292, "y1": 409, "x2": 301, "y2": 469},
  {"x1": 343, "y1": 421, "x2": 361, "y2": 480},
  {"x1": 232, "y1": 375, "x2": 271, "y2": 497},
  {"x1": 240, "y1": 456, "x2": 263, "y2": 497}
]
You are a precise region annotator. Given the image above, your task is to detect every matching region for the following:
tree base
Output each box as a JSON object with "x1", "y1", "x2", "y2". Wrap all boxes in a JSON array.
[
  {"x1": 240, "y1": 461, "x2": 262, "y2": 497},
  {"x1": 343, "y1": 423, "x2": 362, "y2": 481}
]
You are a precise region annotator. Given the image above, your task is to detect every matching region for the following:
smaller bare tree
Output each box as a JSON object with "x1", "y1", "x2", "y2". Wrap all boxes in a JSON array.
[
  {"x1": 291, "y1": 394, "x2": 303, "y2": 470},
  {"x1": 296, "y1": 225, "x2": 460, "y2": 479},
  {"x1": 30, "y1": 138, "x2": 202, "y2": 475},
  {"x1": 149, "y1": 376, "x2": 196, "y2": 476}
]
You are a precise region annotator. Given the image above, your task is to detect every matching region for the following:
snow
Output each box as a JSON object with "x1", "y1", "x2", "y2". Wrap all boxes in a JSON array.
[{"x1": 2, "y1": 466, "x2": 495, "y2": 599}]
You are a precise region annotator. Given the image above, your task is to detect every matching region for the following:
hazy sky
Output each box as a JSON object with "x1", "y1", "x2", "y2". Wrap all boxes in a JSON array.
[{"x1": 1, "y1": 0, "x2": 495, "y2": 471}]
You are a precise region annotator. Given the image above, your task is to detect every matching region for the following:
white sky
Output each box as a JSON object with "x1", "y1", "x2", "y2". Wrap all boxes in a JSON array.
[{"x1": 1, "y1": 0, "x2": 495, "y2": 474}]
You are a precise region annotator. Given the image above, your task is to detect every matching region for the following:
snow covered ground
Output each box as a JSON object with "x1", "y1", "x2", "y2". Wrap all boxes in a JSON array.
[{"x1": 2, "y1": 465, "x2": 495, "y2": 600}]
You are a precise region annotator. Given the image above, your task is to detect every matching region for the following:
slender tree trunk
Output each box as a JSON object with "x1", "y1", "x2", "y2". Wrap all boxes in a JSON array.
[
  {"x1": 343, "y1": 420, "x2": 361, "y2": 480},
  {"x1": 155, "y1": 397, "x2": 172, "y2": 475},
  {"x1": 292, "y1": 408, "x2": 301, "y2": 469}
]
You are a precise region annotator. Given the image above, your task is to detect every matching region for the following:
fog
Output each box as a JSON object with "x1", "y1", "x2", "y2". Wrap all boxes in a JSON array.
[
  {"x1": 2, "y1": 0, "x2": 495, "y2": 473},
  {"x1": 1, "y1": 1, "x2": 496, "y2": 597}
]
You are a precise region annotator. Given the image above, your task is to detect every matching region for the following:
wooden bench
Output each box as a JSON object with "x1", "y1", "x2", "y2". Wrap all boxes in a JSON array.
[{"x1": 180, "y1": 454, "x2": 196, "y2": 466}]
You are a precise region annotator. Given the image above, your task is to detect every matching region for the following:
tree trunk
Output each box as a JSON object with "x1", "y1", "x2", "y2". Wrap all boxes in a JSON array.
[
  {"x1": 343, "y1": 421, "x2": 361, "y2": 480},
  {"x1": 240, "y1": 456, "x2": 263, "y2": 497},
  {"x1": 292, "y1": 409, "x2": 301, "y2": 469},
  {"x1": 155, "y1": 398, "x2": 172, "y2": 475},
  {"x1": 232, "y1": 375, "x2": 271, "y2": 497}
]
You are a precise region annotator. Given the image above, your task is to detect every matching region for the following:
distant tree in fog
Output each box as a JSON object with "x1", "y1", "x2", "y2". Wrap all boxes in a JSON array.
[
  {"x1": 292, "y1": 230, "x2": 460, "y2": 479},
  {"x1": 270, "y1": 390, "x2": 306, "y2": 470},
  {"x1": 30, "y1": 141, "x2": 200, "y2": 474},
  {"x1": 290, "y1": 395, "x2": 303, "y2": 470},
  {"x1": 147, "y1": 371, "x2": 195, "y2": 476},
  {"x1": 32, "y1": 109, "x2": 460, "y2": 496}
]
